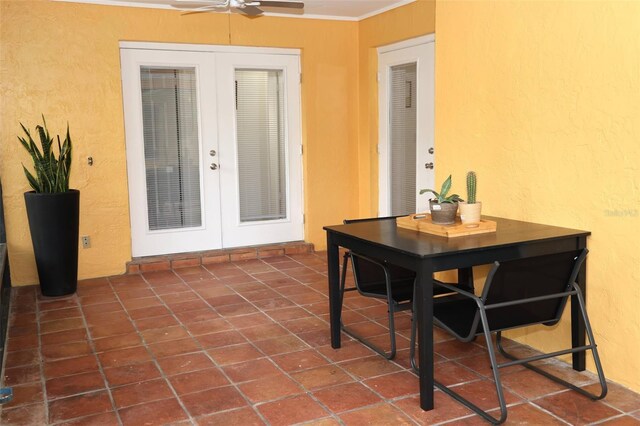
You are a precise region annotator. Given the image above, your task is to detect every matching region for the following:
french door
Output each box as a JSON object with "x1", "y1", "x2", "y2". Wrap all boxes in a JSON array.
[
  {"x1": 378, "y1": 35, "x2": 435, "y2": 216},
  {"x1": 120, "y1": 44, "x2": 303, "y2": 257}
]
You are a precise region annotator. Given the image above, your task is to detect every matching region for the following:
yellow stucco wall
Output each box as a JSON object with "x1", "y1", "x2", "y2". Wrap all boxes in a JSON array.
[
  {"x1": 0, "y1": 1, "x2": 358, "y2": 284},
  {"x1": 435, "y1": 1, "x2": 640, "y2": 392}
]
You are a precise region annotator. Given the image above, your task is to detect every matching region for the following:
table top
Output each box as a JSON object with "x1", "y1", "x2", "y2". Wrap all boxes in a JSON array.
[{"x1": 324, "y1": 216, "x2": 590, "y2": 259}]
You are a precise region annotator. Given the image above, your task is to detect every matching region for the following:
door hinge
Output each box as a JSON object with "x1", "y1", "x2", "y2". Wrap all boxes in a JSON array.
[
  {"x1": 299, "y1": 73, "x2": 303, "y2": 84},
  {"x1": 377, "y1": 72, "x2": 381, "y2": 83},
  {"x1": 302, "y1": 214, "x2": 306, "y2": 224},
  {"x1": 300, "y1": 145, "x2": 304, "y2": 155}
]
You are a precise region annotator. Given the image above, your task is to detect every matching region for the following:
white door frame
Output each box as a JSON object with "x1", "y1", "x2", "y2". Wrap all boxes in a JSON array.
[
  {"x1": 120, "y1": 48, "x2": 222, "y2": 257},
  {"x1": 120, "y1": 42, "x2": 304, "y2": 257},
  {"x1": 216, "y1": 52, "x2": 304, "y2": 248},
  {"x1": 378, "y1": 34, "x2": 435, "y2": 216}
]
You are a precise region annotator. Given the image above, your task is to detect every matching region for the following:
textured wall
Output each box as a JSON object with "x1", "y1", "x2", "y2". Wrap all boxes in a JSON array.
[
  {"x1": 0, "y1": 1, "x2": 358, "y2": 284},
  {"x1": 435, "y1": 0, "x2": 640, "y2": 392}
]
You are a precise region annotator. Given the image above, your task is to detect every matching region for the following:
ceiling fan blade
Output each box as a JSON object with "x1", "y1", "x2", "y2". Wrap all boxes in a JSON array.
[
  {"x1": 174, "y1": 0, "x2": 226, "y2": 3},
  {"x1": 256, "y1": 1, "x2": 303, "y2": 9},
  {"x1": 180, "y1": 6, "x2": 220, "y2": 15},
  {"x1": 171, "y1": 3, "x2": 224, "y2": 15},
  {"x1": 238, "y1": 5, "x2": 264, "y2": 15}
]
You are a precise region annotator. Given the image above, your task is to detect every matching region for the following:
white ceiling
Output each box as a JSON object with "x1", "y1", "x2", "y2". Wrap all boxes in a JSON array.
[{"x1": 56, "y1": 0, "x2": 416, "y2": 21}]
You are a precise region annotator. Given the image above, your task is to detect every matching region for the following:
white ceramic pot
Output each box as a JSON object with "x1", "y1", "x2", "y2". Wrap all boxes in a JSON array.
[{"x1": 459, "y1": 201, "x2": 482, "y2": 227}]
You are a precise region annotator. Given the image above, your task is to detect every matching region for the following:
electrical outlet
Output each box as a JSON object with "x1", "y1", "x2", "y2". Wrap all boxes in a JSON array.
[{"x1": 81, "y1": 236, "x2": 91, "y2": 249}]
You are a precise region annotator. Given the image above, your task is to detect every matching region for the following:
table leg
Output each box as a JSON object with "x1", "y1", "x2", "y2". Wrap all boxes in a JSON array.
[
  {"x1": 458, "y1": 267, "x2": 474, "y2": 292},
  {"x1": 572, "y1": 237, "x2": 588, "y2": 371},
  {"x1": 416, "y1": 261, "x2": 435, "y2": 410},
  {"x1": 327, "y1": 233, "x2": 341, "y2": 349}
]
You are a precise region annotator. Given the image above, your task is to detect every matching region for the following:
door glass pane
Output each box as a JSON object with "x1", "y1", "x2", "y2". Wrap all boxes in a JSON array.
[
  {"x1": 140, "y1": 67, "x2": 202, "y2": 231},
  {"x1": 235, "y1": 69, "x2": 286, "y2": 223},
  {"x1": 389, "y1": 63, "x2": 417, "y2": 215}
]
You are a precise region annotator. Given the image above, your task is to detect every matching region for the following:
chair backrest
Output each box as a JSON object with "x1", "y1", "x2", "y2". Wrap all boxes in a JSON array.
[
  {"x1": 480, "y1": 249, "x2": 587, "y2": 332},
  {"x1": 350, "y1": 255, "x2": 415, "y2": 288},
  {"x1": 344, "y1": 217, "x2": 415, "y2": 294},
  {"x1": 343, "y1": 216, "x2": 403, "y2": 225}
]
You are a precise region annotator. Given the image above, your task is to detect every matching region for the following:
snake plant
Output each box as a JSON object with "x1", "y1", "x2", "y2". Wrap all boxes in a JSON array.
[
  {"x1": 419, "y1": 175, "x2": 462, "y2": 204},
  {"x1": 18, "y1": 116, "x2": 72, "y2": 193}
]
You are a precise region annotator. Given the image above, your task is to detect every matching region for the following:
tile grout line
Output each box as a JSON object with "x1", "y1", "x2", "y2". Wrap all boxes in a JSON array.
[
  {"x1": 144, "y1": 263, "x2": 293, "y2": 424},
  {"x1": 73, "y1": 287, "x2": 124, "y2": 426},
  {"x1": 35, "y1": 292, "x2": 50, "y2": 424},
  {"x1": 238, "y1": 256, "x2": 353, "y2": 426},
  {"x1": 237, "y1": 256, "x2": 418, "y2": 425},
  {"x1": 203, "y1": 256, "x2": 353, "y2": 424},
  {"x1": 117, "y1": 271, "x2": 203, "y2": 425},
  {"x1": 205, "y1": 257, "x2": 319, "y2": 425}
]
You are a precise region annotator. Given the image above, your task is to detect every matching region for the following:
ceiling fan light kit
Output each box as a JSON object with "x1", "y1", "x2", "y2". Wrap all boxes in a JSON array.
[{"x1": 173, "y1": 0, "x2": 304, "y2": 16}]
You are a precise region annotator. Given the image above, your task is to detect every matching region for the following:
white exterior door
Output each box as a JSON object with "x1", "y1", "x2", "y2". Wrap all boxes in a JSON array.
[
  {"x1": 216, "y1": 53, "x2": 303, "y2": 248},
  {"x1": 120, "y1": 44, "x2": 303, "y2": 257},
  {"x1": 378, "y1": 35, "x2": 435, "y2": 216},
  {"x1": 121, "y1": 49, "x2": 221, "y2": 257}
]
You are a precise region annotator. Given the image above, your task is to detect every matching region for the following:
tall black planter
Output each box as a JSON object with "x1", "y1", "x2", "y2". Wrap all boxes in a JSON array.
[{"x1": 25, "y1": 190, "x2": 79, "y2": 297}]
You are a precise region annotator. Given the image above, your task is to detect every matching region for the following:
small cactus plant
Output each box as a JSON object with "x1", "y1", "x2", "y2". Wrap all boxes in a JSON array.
[{"x1": 466, "y1": 171, "x2": 477, "y2": 204}]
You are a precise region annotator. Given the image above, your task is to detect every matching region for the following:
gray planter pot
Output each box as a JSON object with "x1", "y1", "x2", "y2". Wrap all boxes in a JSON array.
[{"x1": 429, "y1": 200, "x2": 458, "y2": 225}]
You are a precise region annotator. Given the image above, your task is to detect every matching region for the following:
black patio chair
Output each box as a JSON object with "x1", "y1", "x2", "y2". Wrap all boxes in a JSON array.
[
  {"x1": 339, "y1": 216, "x2": 459, "y2": 360},
  {"x1": 424, "y1": 248, "x2": 607, "y2": 424}
]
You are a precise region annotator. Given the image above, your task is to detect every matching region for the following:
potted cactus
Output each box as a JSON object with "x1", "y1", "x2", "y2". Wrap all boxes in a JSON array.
[
  {"x1": 419, "y1": 175, "x2": 462, "y2": 225},
  {"x1": 459, "y1": 171, "x2": 482, "y2": 227}
]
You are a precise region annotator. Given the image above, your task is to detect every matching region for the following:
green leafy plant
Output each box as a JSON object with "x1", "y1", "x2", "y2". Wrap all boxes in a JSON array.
[
  {"x1": 419, "y1": 175, "x2": 462, "y2": 204},
  {"x1": 18, "y1": 116, "x2": 72, "y2": 193},
  {"x1": 466, "y1": 171, "x2": 477, "y2": 204}
]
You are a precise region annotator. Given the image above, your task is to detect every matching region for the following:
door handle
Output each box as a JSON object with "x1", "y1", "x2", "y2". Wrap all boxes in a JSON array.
[
  {"x1": 424, "y1": 162, "x2": 434, "y2": 169},
  {"x1": 210, "y1": 150, "x2": 216, "y2": 157},
  {"x1": 428, "y1": 147, "x2": 434, "y2": 154},
  {"x1": 210, "y1": 163, "x2": 218, "y2": 170}
]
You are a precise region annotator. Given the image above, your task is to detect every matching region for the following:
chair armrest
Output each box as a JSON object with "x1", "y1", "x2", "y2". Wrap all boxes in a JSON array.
[
  {"x1": 434, "y1": 280, "x2": 482, "y2": 303},
  {"x1": 348, "y1": 252, "x2": 390, "y2": 271}
]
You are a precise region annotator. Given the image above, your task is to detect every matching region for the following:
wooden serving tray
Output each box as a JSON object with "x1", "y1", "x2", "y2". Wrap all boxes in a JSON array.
[{"x1": 396, "y1": 213, "x2": 497, "y2": 238}]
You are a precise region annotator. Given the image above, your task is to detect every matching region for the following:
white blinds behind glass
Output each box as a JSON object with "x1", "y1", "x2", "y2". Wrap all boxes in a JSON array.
[
  {"x1": 141, "y1": 67, "x2": 202, "y2": 231},
  {"x1": 235, "y1": 69, "x2": 286, "y2": 223},
  {"x1": 389, "y1": 63, "x2": 417, "y2": 216}
]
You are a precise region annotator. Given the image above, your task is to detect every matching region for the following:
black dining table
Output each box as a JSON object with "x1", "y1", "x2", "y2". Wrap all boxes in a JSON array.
[{"x1": 324, "y1": 215, "x2": 590, "y2": 411}]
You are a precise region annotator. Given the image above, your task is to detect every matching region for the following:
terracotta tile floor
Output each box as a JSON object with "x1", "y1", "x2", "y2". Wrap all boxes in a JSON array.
[{"x1": 2, "y1": 252, "x2": 639, "y2": 425}]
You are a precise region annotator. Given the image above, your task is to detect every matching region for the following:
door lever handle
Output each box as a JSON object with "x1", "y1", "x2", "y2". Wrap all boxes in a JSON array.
[
  {"x1": 424, "y1": 162, "x2": 434, "y2": 169},
  {"x1": 210, "y1": 163, "x2": 218, "y2": 170}
]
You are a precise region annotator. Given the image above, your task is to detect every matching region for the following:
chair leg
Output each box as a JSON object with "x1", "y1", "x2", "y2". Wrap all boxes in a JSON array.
[
  {"x1": 338, "y1": 252, "x2": 350, "y2": 317},
  {"x1": 339, "y1": 252, "x2": 360, "y2": 323},
  {"x1": 339, "y1": 252, "x2": 396, "y2": 360},
  {"x1": 341, "y1": 317, "x2": 396, "y2": 359},
  {"x1": 496, "y1": 285, "x2": 607, "y2": 400},
  {"x1": 432, "y1": 303, "x2": 508, "y2": 424}
]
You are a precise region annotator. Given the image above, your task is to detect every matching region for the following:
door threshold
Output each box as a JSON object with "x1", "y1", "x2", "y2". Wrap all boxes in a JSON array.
[{"x1": 126, "y1": 241, "x2": 314, "y2": 274}]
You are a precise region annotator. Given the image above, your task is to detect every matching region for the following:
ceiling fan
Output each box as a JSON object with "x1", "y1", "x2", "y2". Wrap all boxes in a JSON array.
[{"x1": 173, "y1": 0, "x2": 304, "y2": 16}]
